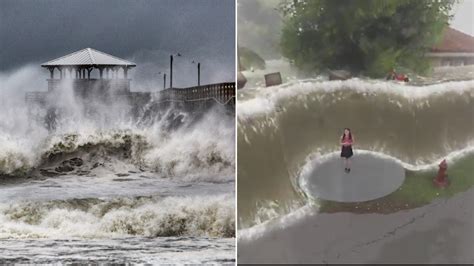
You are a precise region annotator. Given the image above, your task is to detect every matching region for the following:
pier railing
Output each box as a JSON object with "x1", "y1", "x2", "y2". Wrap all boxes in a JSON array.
[
  {"x1": 25, "y1": 91, "x2": 47, "y2": 105},
  {"x1": 157, "y1": 82, "x2": 235, "y2": 105},
  {"x1": 26, "y1": 82, "x2": 235, "y2": 106}
]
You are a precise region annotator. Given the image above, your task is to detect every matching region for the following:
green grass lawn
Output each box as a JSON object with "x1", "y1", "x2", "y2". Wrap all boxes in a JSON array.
[{"x1": 319, "y1": 153, "x2": 474, "y2": 214}]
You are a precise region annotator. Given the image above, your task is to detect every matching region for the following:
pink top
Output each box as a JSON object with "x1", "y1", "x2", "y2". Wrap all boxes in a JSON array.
[{"x1": 342, "y1": 135, "x2": 353, "y2": 145}]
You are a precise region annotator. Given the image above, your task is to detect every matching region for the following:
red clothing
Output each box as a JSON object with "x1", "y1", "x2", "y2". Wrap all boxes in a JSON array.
[
  {"x1": 394, "y1": 74, "x2": 407, "y2": 81},
  {"x1": 342, "y1": 136, "x2": 353, "y2": 145}
]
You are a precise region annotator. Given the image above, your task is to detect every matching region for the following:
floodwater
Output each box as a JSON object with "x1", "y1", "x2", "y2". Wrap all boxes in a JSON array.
[{"x1": 237, "y1": 63, "x2": 474, "y2": 263}]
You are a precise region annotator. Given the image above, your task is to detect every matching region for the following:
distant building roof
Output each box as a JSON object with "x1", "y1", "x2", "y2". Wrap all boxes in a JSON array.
[
  {"x1": 431, "y1": 27, "x2": 474, "y2": 53},
  {"x1": 41, "y1": 48, "x2": 136, "y2": 67}
]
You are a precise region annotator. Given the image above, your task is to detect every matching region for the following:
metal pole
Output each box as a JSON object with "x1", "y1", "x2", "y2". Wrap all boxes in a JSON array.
[
  {"x1": 164, "y1": 73, "x2": 167, "y2": 89},
  {"x1": 198, "y1": 63, "x2": 200, "y2": 86},
  {"x1": 170, "y1": 55, "x2": 173, "y2": 88}
]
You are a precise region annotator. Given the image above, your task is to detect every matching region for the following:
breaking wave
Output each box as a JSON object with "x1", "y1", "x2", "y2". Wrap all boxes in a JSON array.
[
  {"x1": 0, "y1": 108, "x2": 234, "y2": 182},
  {"x1": 237, "y1": 78, "x2": 474, "y2": 229},
  {"x1": 0, "y1": 194, "x2": 234, "y2": 239},
  {"x1": 0, "y1": 70, "x2": 235, "y2": 182}
]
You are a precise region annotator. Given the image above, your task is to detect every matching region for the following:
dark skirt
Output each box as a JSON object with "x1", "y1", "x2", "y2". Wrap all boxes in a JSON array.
[{"x1": 341, "y1": 145, "x2": 353, "y2": 158}]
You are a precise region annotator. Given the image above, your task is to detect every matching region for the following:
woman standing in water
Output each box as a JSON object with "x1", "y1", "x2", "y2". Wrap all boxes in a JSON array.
[{"x1": 340, "y1": 128, "x2": 354, "y2": 173}]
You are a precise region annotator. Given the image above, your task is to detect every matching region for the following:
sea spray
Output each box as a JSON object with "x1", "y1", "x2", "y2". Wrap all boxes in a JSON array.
[
  {"x1": 0, "y1": 99, "x2": 234, "y2": 181},
  {"x1": 0, "y1": 194, "x2": 235, "y2": 239}
]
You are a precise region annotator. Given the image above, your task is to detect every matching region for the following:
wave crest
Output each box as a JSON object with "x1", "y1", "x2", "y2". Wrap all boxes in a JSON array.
[{"x1": 0, "y1": 195, "x2": 235, "y2": 239}]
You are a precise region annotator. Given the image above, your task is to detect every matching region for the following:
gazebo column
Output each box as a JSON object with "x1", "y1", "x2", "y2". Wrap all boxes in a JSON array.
[
  {"x1": 87, "y1": 68, "x2": 92, "y2": 79},
  {"x1": 82, "y1": 69, "x2": 86, "y2": 79},
  {"x1": 49, "y1": 67, "x2": 55, "y2": 79},
  {"x1": 123, "y1": 66, "x2": 128, "y2": 79},
  {"x1": 59, "y1": 67, "x2": 63, "y2": 79},
  {"x1": 99, "y1": 68, "x2": 104, "y2": 79}
]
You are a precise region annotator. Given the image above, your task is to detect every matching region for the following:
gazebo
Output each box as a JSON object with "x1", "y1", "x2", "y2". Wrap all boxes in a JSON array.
[{"x1": 41, "y1": 48, "x2": 136, "y2": 93}]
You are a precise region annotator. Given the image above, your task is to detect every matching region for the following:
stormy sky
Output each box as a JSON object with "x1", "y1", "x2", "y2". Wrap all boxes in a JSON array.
[{"x1": 0, "y1": 0, "x2": 235, "y2": 89}]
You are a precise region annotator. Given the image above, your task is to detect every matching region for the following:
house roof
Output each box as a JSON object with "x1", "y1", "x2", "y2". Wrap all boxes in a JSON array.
[
  {"x1": 431, "y1": 27, "x2": 474, "y2": 53},
  {"x1": 41, "y1": 48, "x2": 136, "y2": 67}
]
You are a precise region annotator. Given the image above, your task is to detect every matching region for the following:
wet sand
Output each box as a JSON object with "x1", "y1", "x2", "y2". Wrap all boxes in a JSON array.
[{"x1": 238, "y1": 187, "x2": 474, "y2": 263}]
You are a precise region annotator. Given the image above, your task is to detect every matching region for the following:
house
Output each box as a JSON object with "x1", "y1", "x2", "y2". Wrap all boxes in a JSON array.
[{"x1": 428, "y1": 27, "x2": 474, "y2": 67}]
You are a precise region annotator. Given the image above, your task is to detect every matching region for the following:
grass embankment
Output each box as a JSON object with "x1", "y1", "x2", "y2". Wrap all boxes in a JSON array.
[{"x1": 319, "y1": 154, "x2": 474, "y2": 214}]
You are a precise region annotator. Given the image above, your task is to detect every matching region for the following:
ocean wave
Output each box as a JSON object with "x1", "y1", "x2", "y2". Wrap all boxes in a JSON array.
[
  {"x1": 238, "y1": 78, "x2": 474, "y2": 118},
  {"x1": 0, "y1": 194, "x2": 235, "y2": 239},
  {"x1": 238, "y1": 78, "x2": 474, "y2": 165},
  {"x1": 238, "y1": 205, "x2": 315, "y2": 243},
  {"x1": 0, "y1": 112, "x2": 234, "y2": 182}
]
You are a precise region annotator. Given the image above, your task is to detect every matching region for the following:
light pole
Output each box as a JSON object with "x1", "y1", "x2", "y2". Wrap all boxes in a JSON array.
[
  {"x1": 158, "y1": 72, "x2": 167, "y2": 90},
  {"x1": 192, "y1": 60, "x2": 201, "y2": 86},
  {"x1": 169, "y1": 55, "x2": 173, "y2": 89},
  {"x1": 198, "y1": 62, "x2": 201, "y2": 86},
  {"x1": 169, "y1": 53, "x2": 182, "y2": 89}
]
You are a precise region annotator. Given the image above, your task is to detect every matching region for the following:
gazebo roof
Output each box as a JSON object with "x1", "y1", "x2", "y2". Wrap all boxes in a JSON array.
[{"x1": 41, "y1": 48, "x2": 136, "y2": 68}]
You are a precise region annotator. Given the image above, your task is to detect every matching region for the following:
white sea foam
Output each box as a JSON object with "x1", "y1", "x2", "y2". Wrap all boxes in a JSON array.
[
  {"x1": 238, "y1": 204, "x2": 316, "y2": 243},
  {"x1": 238, "y1": 78, "x2": 474, "y2": 118},
  {"x1": 0, "y1": 194, "x2": 235, "y2": 239},
  {"x1": 0, "y1": 64, "x2": 235, "y2": 181}
]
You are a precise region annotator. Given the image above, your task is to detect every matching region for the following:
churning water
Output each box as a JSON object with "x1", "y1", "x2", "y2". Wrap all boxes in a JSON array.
[
  {"x1": 237, "y1": 65, "x2": 474, "y2": 234},
  {"x1": 0, "y1": 70, "x2": 235, "y2": 263}
]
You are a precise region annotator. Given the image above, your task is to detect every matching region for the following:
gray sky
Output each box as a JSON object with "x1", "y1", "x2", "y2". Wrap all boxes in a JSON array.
[
  {"x1": 0, "y1": 0, "x2": 235, "y2": 88},
  {"x1": 451, "y1": 0, "x2": 474, "y2": 36}
]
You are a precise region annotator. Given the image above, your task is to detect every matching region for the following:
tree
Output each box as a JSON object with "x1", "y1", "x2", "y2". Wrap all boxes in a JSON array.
[{"x1": 280, "y1": 0, "x2": 456, "y2": 77}]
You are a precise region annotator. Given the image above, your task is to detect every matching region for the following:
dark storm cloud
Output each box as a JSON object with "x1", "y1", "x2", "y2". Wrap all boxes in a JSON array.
[{"x1": 0, "y1": 0, "x2": 235, "y2": 86}]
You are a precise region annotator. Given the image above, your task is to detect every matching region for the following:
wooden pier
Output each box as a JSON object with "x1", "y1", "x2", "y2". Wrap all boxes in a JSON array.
[
  {"x1": 26, "y1": 82, "x2": 235, "y2": 107},
  {"x1": 25, "y1": 48, "x2": 235, "y2": 128}
]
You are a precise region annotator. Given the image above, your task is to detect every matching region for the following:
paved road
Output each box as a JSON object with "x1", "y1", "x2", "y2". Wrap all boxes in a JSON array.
[
  {"x1": 238, "y1": 187, "x2": 474, "y2": 263},
  {"x1": 303, "y1": 152, "x2": 405, "y2": 202}
]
